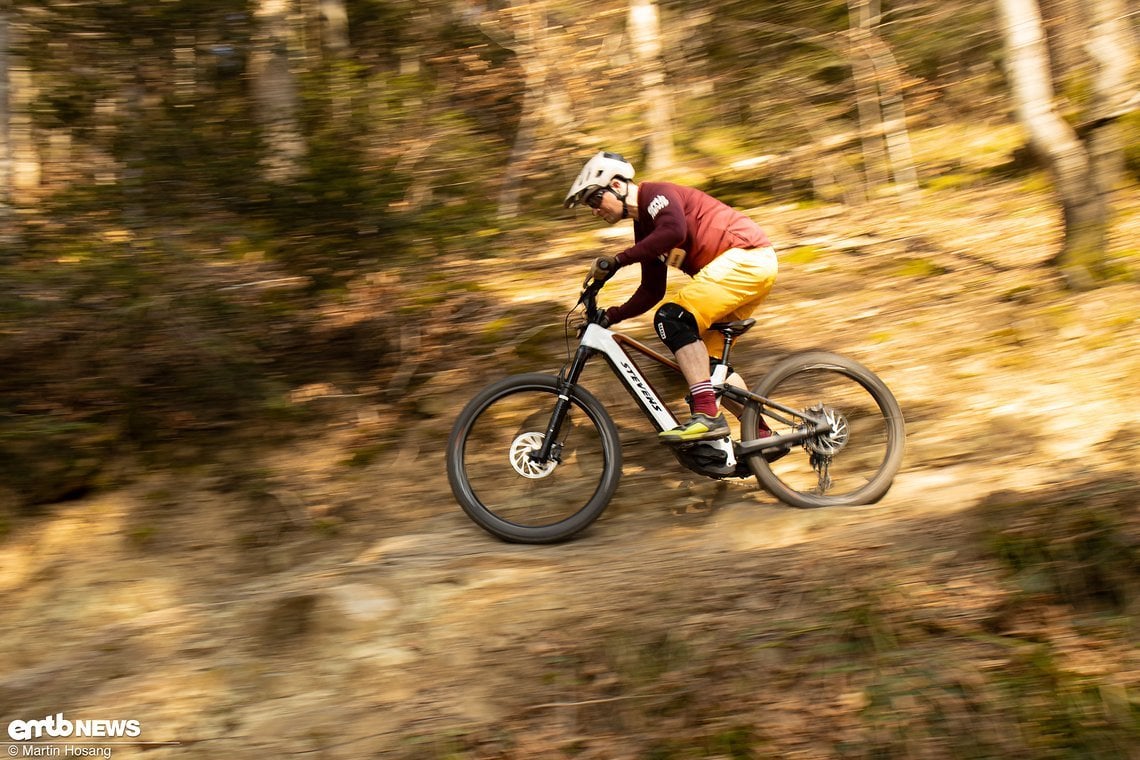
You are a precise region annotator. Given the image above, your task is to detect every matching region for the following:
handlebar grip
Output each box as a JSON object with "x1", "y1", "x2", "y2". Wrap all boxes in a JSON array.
[{"x1": 597, "y1": 258, "x2": 613, "y2": 271}]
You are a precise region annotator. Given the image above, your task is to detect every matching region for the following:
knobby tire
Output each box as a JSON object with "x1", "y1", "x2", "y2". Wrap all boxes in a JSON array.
[
  {"x1": 446, "y1": 373, "x2": 622, "y2": 543},
  {"x1": 740, "y1": 351, "x2": 905, "y2": 508}
]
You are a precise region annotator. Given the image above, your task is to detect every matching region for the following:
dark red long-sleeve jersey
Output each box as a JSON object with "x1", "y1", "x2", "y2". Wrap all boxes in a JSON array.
[{"x1": 607, "y1": 181, "x2": 770, "y2": 324}]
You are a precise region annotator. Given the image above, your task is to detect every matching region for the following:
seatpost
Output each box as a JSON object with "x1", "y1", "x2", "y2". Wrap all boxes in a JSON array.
[
  {"x1": 720, "y1": 332, "x2": 735, "y2": 365},
  {"x1": 711, "y1": 331, "x2": 735, "y2": 385}
]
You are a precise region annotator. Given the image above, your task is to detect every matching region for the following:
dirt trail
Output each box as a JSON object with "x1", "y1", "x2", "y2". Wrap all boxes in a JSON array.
[{"x1": 1, "y1": 191, "x2": 1138, "y2": 757}]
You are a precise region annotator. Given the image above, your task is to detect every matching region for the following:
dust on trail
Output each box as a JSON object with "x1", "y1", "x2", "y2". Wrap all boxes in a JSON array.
[{"x1": 2, "y1": 190, "x2": 1137, "y2": 757}]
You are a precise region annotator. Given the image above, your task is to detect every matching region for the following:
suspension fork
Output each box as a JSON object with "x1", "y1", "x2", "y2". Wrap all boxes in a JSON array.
[{"x1": 532, "y1": 344, "x2": 596, "y2": 463}]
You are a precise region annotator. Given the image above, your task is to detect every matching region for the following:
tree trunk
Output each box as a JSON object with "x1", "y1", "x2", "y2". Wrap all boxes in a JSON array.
[
  {"x1": 319, "y1": 0, "x2": 350, "y2": 56},
  {"x1": 317, "y1": 0, "x2": 352, "y2": 122},
  {"x1": 997, "y1": 0, "x2": 1108, "y2": 287},
  {"x1": 251, "y1": 0, "x2": 306, "y2": 182},
  {"x1": 496, "y1": 8, "x2": 540, "y2": 220},
  {"x1": 628, "y1": 0, "x2": 674, "y2": 172},
  {"x1": 860, "y1": 33, "x2": 919, "y2": 194},
  {"x1": 848, "y1": 0, "x2": 887, "y2": 191},
  {"x1": 0, "y1": 9, "x2": 10, "y2": 238},
  {"x1": 492, "y1": 0, "x2": 557, "y2": 222},
  {"x1": 1084, "y1": 0, "x2": 1137, "y2": 195},
  {"x1": 6, "y1": 15, "x2": 38, "y2": 204}
]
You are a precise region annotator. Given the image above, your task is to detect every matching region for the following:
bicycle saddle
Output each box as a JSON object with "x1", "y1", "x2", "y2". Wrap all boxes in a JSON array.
[{"x1": 710, "y1": 318, "x2": 756, "y2": 337}]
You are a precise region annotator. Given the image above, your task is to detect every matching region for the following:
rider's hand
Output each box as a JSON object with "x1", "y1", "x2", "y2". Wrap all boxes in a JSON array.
[
  {"x1": 578, "y1": 308, "x2": 613, "y2": 336},
  {"x1": 585, "y1": 256, "x2": 618, "y2": 285}
]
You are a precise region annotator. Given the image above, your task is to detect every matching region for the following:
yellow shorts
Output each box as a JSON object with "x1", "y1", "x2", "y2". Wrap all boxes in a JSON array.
[{"x1": 672, "y1": 247, "x2": 778, "y2": 358}]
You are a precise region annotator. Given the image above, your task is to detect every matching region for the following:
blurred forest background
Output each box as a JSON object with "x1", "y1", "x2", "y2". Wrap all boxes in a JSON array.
[
  {"x1": 1, "y1": 2, "x2": 1140, "y2": 758},
  {"x1": 0, "y1": 0, "x2": 1137, "y2": 508}
]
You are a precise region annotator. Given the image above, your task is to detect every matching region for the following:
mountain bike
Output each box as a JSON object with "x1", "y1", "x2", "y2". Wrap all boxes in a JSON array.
[{"x1": 446, "y1": 266, "x2": 906, "y2": 543}]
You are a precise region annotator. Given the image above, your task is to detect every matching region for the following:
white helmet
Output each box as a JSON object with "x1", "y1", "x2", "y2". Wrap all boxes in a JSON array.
[{"x1": 564, "y1": 151, "x2": 635, "y2": 208}]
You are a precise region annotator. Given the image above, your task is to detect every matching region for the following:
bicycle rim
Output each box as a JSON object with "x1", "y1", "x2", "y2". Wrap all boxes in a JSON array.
[
  {"x1": 743, "y1": 353, "x2": 904, "y2": 508},
  {"x1": 448, "y1": 375, "x2": 621, "y2": 542}
]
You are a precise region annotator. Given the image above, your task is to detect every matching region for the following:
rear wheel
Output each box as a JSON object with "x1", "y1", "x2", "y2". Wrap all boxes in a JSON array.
[
  {"x1": 740, "y1": 352, "x2": 905, "y2": 508},
  {"x1": 446, "y1": 373, "x2": 622, "y2": 543}
]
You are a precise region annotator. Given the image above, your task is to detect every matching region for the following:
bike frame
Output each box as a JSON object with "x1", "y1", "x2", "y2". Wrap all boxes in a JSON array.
[
  {"x1": 531, "y1": 322, "x2": 833, "y2": 470},
  {"x1": 580, "y1": 323, "x2": 681, "y2": 432}
]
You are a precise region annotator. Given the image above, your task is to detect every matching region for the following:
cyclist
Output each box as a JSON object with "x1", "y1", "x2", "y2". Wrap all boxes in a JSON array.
[{"x1": 564, "y1": 150, "x2": 778, "y2": 442}]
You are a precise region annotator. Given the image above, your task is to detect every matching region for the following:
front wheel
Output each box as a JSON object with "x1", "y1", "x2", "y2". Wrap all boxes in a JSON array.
[
  {"x1": 446, "y1": 373, "x2": 622, "y2": 543},
  {"x1": 740, "y1": 352, "x2": 905, "y2": 508}
]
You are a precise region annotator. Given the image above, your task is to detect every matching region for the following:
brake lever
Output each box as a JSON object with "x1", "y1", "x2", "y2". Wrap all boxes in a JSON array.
[{"x1": 576, "y1": 280, "x2": 602, "y2": 307}]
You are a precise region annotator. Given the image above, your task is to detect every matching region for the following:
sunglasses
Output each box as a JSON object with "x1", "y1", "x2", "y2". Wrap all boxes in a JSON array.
[{"x1": 583, "y1": 187, "x2": 610, "y2": 209}]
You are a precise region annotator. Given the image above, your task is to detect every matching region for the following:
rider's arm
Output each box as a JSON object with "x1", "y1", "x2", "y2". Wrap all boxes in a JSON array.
[
  {"x1": 605, "y1": 259, "x2": 667, "y2": 324},
  {"x1": 614, "y1": 185, "x2": 686, "y2": 267},
  {"x1": 604, "y1": 184, "x2": 685, "y2": 324}
]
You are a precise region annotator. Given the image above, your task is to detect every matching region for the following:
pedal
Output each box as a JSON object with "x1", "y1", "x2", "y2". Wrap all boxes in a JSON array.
[{"x1": 669, "y1": 439, "x2": 743, "y2": 478}]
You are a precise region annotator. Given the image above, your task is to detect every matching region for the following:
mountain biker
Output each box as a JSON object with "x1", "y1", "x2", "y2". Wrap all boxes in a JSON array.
[{"x1": 564, "y1": 150, "x2": 778, "y2": 442}]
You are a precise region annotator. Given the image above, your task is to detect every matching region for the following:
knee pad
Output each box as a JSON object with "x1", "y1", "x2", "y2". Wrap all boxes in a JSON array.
[{"x1": 653, "y1": 303, "x2": 700, "y2": 352}]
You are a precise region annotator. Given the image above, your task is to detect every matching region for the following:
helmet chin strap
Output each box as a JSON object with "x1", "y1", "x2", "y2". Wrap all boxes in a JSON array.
[{"x1": 617, "y1": 180, "x2": 631, "y2": 219}]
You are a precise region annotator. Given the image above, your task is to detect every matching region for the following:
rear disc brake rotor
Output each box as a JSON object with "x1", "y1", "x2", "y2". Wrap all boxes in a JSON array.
[{"x1": 804, "y1": 405, "x2": 850, "y2": 457}]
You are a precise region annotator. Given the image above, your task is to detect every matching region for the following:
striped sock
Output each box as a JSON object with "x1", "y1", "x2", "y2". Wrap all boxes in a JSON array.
[{"x1": 688, "y1": 380, "x2": 718, "y2": 417}]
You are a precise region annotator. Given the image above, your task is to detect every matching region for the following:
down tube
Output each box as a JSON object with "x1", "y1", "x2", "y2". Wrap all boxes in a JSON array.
[{"x1": 579, "y1": 324, "x2": 679, "y2": 432}]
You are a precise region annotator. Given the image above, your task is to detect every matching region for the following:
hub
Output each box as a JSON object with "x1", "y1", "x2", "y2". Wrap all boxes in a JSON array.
[{"x1": 804, "y1": 405, "x2": 850, "y2": 457}]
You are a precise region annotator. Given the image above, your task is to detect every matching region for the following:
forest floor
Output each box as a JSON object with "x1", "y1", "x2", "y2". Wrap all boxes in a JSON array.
[{"x1": 2, "y1": 182, "x2": 1139, "y2": 758}]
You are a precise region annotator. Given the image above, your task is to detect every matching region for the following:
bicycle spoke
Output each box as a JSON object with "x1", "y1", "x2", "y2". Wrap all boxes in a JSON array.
[
  {"x1": 765, "y1": 378, "x2": 887, "y2": 498},
  {"x1": 743, "y1": 353, "x2": 904, "y2": 507},
  {"x1": 462, "y1": 387, "x2": 610, "y2": 529}
]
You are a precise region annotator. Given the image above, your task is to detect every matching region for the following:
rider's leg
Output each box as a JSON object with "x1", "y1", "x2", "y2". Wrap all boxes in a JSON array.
[
  {"x1": 674, "y1": 341, "x2": 720, "y2": 417},
  {"x1": 677, "y1": 247, "x2": 778, "y2": 421},
  {"x1": 674, "y1": 340, "x2": 712, "y2": 390},
  {"x1": 654, "y1": 303, "x2": 720, "y2": 417},
  {"x1": 720, "y1": 371, "x2": 747, "y2": 418},
  {"x1": 653, "y1": 304, "x2": 726, "y2": 440}
]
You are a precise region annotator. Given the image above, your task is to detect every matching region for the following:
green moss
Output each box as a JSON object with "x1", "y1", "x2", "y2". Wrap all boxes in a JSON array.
[
  {"x1": 1019, "y1": 172, "x2": 1053, "y2": 195},
  {"x1": 1123, "y1": 111, "x2": 1140, "y2": 182},
  {"x1": 925, "y1": 172, "x2": 982, "y2": 191},
  {"x1": 982, "y1": 484, "x2": 1139, "y2": 612},
  {"x1": 782, "y1": 245, "x2": 824, "y2": 265},
  {"x1": 692, "y1": 128, "x2": 751, "y2": 160},
  {"x1": 894, "y1": 257, "x2": 948, "y2": 278},
  {"x1": 128, "y1": 524, "x2": 157, "y2": 548},
  {"x1": 410, "y1": 278, "x2": 482, "y2": 307},
  {"x1": 343, "y1": 440, "x2": 395, "y2": 468},
  {"x1": 1001, "y1": 284, "x2": 1038, "y2": 304},
  {"x1": 479, "y1": 317, "x2": 513, "y2": 344}
]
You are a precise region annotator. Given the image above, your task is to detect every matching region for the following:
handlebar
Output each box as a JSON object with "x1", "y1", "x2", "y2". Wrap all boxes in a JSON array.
[
  {"x1": 576, "y1": 265, "x2": 612, "y2": 330},
  {"x1": 577, "y1": 278, "x2": 606, "y2": 324}
]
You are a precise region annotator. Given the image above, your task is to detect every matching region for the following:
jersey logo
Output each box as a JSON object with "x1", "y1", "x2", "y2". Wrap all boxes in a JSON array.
[{"x1": 646, "y1": 194, "x2": 670, "y2": 219}]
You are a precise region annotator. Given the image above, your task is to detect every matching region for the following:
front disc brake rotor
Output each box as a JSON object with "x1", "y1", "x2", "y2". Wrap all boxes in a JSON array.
[{"x1": 509, "y1": 432, "x2": 558, "y2": 479}]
